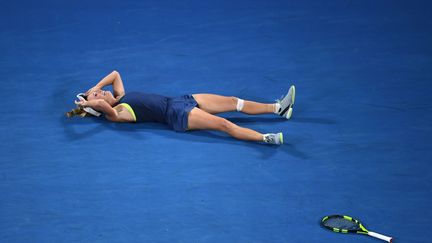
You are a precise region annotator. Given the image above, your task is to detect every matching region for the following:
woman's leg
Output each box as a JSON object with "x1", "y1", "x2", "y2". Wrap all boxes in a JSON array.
[
  {"x1": 187, "y1": 107, "x2": 264, "y2": 141},
  {"x1": 192, "y1": 94, "x2": 276, "y2": 115}
]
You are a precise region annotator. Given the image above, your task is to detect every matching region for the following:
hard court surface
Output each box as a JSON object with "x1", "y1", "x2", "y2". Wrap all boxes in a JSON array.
[{"x1": 1, "y1": 1, "x2": 431, "y2": 242}]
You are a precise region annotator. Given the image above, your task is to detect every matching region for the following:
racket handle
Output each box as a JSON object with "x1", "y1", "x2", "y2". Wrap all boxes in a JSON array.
[{"x1": 368, "y1": 231, "x2": 393, "y2": 242}]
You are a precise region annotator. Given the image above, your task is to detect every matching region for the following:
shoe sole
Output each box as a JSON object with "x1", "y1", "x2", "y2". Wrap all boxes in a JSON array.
[
  {"x1": 285, "y1": 85, "x2": 295, "y2": 119},
  {"x1": 291, "y1": 85, "x2": 295, "y2": 106},
  {"x1": 286, "y1": 107, "x2": 293, "y2": 119}
]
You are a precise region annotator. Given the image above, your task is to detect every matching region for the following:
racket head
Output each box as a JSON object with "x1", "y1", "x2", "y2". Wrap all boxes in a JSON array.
[{"x1": 321, "y1": 215, "x2": 368, "y2": 234}]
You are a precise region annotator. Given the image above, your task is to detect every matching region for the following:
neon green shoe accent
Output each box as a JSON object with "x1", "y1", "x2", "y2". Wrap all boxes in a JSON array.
[
  {"x1": 286, "y1": 107, "x2": 293, "y2": 119},
  {"x1": 279, "y1": 133, "x2": 284, "y2": 144},
  {"x1": 291, "y1": 85, "x2": 295, "y2": 105}
]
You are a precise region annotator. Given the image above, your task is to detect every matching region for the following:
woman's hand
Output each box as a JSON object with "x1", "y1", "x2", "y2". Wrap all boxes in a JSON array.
[
  {"x1": 75, "y1": 98, "x2": 88, "y2": 108},
  {"x1": 85, "y1": 86, "x2": 101, "y2": 96},
  {"x1": 84, "y1": 71, "x2": 125, "y2": 97}
]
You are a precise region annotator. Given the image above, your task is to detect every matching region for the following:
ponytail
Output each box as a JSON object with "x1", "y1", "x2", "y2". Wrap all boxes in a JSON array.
[{"x1": 66, "y1": 107, "x2": 89, "y2": 118}]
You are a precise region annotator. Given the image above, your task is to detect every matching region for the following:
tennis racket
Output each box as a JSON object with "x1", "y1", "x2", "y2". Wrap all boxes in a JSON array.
[{"x1": 321, "y1": 215, "x2": 393, "y2": 242}]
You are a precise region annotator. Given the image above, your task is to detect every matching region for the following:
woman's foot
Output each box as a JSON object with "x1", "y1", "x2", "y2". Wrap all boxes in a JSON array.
[
  {"x1": 276, "y1": 85, "x2": 295, "y2": 119},
  {"x1": 263, "y1": 133, "x2": 284, "y2": 145}
]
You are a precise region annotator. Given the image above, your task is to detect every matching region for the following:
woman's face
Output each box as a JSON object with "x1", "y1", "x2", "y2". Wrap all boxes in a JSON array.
[{"x1": 87, "y1": 90, "x2": 114, "y2": 102}]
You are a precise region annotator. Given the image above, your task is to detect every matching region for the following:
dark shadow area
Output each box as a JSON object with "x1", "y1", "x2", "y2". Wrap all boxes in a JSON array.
[
  {"x1": 113, "y1": 121, "x2": 282, "y2": 159},
  {"x1": 289, "y1": 117, "x2": 337, "y2": 125},
  {"x1": 59, "y1": 114, "x2": 111, "y2": 141},
  {"x1": 281, "y1": 139, "x2": 309, "y2": 159},
  {"x1": 227, "y1": 116, "x2": 337, "y2": 125},
  {"x1": 227, "y1": 117, "x2": 287, "y2": 124}
]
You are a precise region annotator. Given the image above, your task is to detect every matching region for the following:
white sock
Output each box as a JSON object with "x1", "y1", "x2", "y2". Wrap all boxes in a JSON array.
[
  {"x1": 273, "y1": 103, "x2": 281, "y2": 114},
  {"x1": 263, "y1": 134, "x2": 269, "y2": 142}
]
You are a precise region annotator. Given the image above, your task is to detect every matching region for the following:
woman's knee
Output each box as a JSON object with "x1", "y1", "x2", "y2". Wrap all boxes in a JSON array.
[
  {"x1": 232, "y1": 96, "x2": 245, "y2": 111},
  {"x1": 217, "y1": 118, "x2": 236, "y2": 132}
]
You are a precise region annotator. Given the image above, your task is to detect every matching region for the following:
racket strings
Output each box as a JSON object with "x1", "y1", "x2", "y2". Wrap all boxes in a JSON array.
[{"x1": 323, "y1": 217, "x2": 361, "y2": 231}]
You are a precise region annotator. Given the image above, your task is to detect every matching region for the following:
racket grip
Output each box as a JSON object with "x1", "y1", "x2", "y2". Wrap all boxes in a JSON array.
[{"x1": 368, "y1": 231, "x2": 393, "y2": 242}]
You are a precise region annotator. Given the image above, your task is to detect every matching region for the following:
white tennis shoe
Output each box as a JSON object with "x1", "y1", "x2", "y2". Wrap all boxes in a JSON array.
[
  {"x1": 263, "y1": 133, "x2": 284, "y2": 145},
  {"x1": 276, "y1": 85, "x2": 295, "y2": 119}
]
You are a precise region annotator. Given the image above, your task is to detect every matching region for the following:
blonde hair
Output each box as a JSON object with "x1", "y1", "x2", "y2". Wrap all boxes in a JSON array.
[{"x1": 66, "y1": 107, "x2": 90, "y2": 118}]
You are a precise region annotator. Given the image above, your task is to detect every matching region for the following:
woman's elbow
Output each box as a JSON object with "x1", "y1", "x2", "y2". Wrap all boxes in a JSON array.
[
  {"x1": 95, "y1": 99, "x2": 105, "y2": 107},
  {"x1": 106, "y1": 114, "x2": 119, "y2": 122}
]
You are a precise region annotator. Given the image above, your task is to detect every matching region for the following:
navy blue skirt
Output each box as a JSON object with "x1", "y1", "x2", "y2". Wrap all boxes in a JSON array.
[{"x1": 166, "y1": 95, "x2": 198, "y2": 132}]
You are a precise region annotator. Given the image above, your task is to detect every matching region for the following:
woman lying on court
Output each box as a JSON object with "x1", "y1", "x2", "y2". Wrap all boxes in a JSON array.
[{"x1": 67, "y1": 71, "x2": 295, "y2": 145}]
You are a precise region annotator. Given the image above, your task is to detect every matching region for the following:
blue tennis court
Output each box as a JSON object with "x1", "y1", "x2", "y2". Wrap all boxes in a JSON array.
[{"x1": 1, "y1": 0, "x2": 431, "y2": 242}]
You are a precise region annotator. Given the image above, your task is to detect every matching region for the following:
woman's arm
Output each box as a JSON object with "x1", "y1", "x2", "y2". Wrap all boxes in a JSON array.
[
  {"x1": 87, "y1": 70, "x2": 125, "y2": 99},
  {"x1": 77, "y1": 99, "x2": 120, "y2": 122}
]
